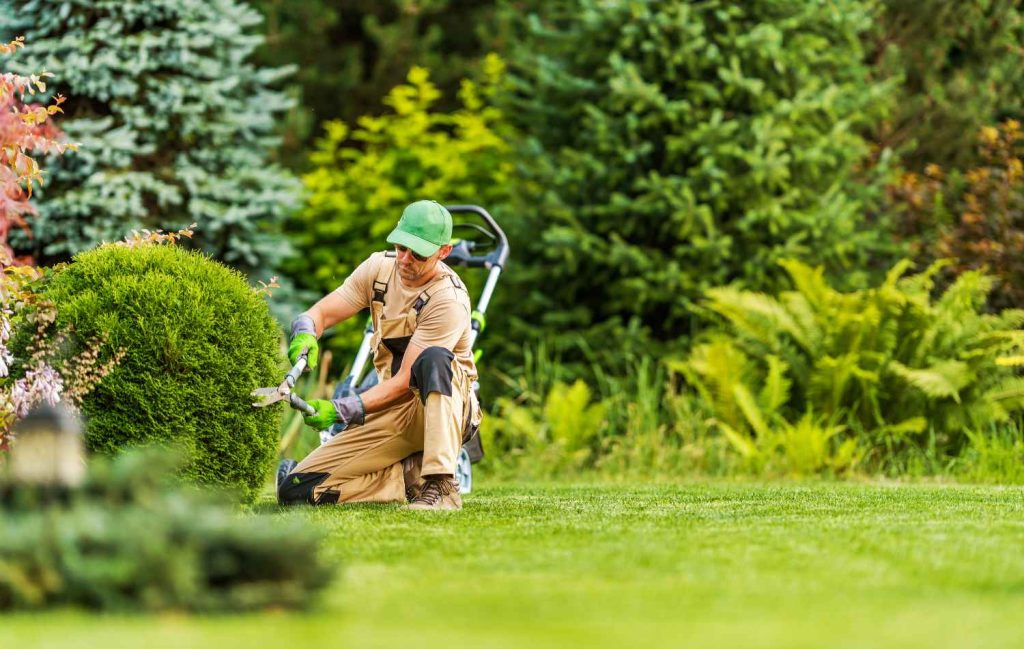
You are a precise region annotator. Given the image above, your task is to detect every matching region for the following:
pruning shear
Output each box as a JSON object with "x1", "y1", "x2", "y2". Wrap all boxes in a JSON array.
[{"x1": 250, "y1": 347, "x2": 316, "y2": 416}]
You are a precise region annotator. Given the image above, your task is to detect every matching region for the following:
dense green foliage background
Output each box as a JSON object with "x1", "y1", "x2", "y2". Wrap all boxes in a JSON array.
[
  {"x1": 4, "y1": 0, "x2": 1024, "y2": 481},
  {"x1": 250, "y1": 0, "x2": 508, "y2": 167},
  {"x1": 499, "y1": 0, "x2": 896, "y2": 361},
  {"x1": 869, "y1": 0, "x2": 1024, "y2": 170}
]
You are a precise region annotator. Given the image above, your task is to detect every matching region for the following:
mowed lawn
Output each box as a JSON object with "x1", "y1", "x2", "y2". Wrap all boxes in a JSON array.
[{"x1": 3, "y1": 481, "x2": 1024, "y2": 648}]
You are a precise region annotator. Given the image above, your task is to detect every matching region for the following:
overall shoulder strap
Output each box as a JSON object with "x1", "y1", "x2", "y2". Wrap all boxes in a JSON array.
[
  {"x1": 372, "y1": 251, "x2": 398, "y2": 305},
  {"x1": 413, "y1": 271, "x2": 468, "y2": 315}
]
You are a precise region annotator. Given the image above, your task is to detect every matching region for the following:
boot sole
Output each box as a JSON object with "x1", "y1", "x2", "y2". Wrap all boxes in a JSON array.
[{"x1": 406, "y1": 501, "x2": 462, "y2": 511}]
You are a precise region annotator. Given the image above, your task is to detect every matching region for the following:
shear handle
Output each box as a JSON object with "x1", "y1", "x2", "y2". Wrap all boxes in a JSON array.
[
  {"x1": 284, "y1": 348, "x2": 309, "y2": 388},
  {"x1": 289, "y1": 393, "x2": 316, "y2": 416}
]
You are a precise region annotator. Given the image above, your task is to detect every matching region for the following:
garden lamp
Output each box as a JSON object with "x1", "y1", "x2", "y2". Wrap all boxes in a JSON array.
[{"x1": 10, "y1": 402, "x2": 85, "y2": 489}]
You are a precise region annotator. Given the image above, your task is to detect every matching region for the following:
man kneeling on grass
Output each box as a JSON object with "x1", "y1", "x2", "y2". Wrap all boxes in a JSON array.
[{"x1": 278, "y1": 200, "x2": 480, "y2": 511}]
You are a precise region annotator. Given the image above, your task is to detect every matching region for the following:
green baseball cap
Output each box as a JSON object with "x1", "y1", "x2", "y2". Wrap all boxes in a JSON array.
[{"x1": 386, "y1": 200, "x2": 453, "y2": 257}]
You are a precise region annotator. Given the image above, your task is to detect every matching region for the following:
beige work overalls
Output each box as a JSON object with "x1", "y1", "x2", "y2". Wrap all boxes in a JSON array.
[{"x1": 285, "y1": 253, "x2": 481, "y2": 505}]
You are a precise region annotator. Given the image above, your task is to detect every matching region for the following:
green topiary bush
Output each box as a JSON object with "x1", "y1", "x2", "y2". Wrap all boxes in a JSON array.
[{"x1": 36, "y1": 243, "x2": 281, "y2": 501}]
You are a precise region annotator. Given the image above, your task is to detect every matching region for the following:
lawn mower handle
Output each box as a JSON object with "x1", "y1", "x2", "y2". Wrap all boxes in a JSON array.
[{"x1": 446, "y1": 204, "x2": 509, "y2": 269}]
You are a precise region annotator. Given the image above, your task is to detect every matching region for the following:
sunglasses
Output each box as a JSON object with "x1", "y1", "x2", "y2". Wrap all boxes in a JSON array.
[{"x1": 394, "y1": 244, "x2": 430, "y2": 262}]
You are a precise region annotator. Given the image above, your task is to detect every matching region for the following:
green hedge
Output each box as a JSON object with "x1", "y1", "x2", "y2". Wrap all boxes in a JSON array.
[{"x1": 37, "y1": 244, "x2": 281, "y2": 501}]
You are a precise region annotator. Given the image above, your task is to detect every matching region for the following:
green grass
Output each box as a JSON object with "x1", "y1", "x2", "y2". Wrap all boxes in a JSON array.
[{"x1": 3, "y1": 481, "x2": 1024, "y2": 648}]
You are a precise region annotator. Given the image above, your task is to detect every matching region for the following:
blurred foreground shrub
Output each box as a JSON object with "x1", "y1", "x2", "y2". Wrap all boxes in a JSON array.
[
  {"x1": 28, "y1": 243, "x2": 280, "y2": 502},
  {"x1": 0, "y1": 449, "x2": 333, "y2": 612},
  {"x1": 674, "y1": 259, "x2": 1024, "y2": 475}
]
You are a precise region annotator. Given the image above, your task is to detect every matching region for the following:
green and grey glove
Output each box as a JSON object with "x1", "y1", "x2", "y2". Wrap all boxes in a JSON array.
[
  {"x1": 289, "y1": 314, "x2": 319, "y2": 370},
  {"x1": 303, "y1": 395, "x2": 366, "y2": 430}
]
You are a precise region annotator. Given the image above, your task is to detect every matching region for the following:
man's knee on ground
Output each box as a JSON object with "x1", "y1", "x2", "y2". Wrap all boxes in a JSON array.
[
  {"x1": 410, "y1": 346, "x2": 455, "y2": 404},
  {"x1": 277, "y1": 471, "x2": 340, "y2": 506}
]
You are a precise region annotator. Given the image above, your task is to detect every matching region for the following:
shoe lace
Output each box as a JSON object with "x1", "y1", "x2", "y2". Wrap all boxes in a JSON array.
[{"x1": 413, "y1": 478, "x2": 453, "y2": 505}]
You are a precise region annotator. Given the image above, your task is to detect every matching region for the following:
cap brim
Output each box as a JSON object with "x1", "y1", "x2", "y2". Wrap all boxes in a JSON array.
[{"x1": 386, "y1": 228, "x2": 441, "y2": 258}]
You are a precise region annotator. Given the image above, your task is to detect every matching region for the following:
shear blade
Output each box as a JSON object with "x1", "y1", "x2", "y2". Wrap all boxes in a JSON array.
[{"x1": 251, "y1": 387, "x2": 286, "y2": 408}]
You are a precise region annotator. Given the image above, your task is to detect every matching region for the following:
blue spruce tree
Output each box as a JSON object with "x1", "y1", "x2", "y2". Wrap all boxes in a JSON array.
[{"x1": 0, "y1": 0, "x2": 299, "y2": 278}]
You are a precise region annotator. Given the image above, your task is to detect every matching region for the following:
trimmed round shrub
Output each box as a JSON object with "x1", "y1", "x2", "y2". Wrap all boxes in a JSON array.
[{"x1": 38, "y1": 244, "x2": 281, "y2": 501}]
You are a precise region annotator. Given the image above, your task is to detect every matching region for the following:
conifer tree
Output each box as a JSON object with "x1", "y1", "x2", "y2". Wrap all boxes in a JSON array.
[
  {"x1": 501, "y1": 0, "x2": 894, "y2": 361},
  {"x1": 0, "y1": 0, "x2": 299, "y2": 277}
]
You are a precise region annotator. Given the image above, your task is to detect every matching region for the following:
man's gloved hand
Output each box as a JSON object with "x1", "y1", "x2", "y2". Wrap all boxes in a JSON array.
[
  {"x1": 303, "y1": 395, "x2": 366, "y2": 430},
  {"x1": 289, "y1": 314, "x2": 319, "y2": 370}
]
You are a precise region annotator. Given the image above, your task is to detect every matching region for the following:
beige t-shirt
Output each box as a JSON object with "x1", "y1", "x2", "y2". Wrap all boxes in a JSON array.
[{"x1": 334, "y1": 251, "x2": 477, "y2": 379}]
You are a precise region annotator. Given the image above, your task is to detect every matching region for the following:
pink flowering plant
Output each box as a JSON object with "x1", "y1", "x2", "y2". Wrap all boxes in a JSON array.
[
  {"x1": 0, "y1": 261, "x2": 125, "y2": 452},
  {"x1": 0, "y1": 39, "x2": 118, "y2": 452},
  {"x1": 1, "y1": 36, "x2": 77, "y2": 266}
]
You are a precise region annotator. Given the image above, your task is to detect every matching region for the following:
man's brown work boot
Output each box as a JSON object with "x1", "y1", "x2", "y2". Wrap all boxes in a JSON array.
[
  {"x1": 407, "y1": 475, "x2": 462, "y2": 511},
  {"x1": 402, "y1": 452, "x2": 423, "y2": 502}
]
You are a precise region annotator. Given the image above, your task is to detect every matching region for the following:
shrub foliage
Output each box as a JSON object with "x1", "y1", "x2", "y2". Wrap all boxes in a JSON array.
[
  {"x1": 287, "y1": 57, "x2": 512, "y2": 354},
  {"x1": 35, "y1": 244, "x2": 280, "y2": 501},
  {"x1": 290, "y1": 56, "x2": 512, "y2": 295},
  {"x1": 0, "y1": 36, "x2": 75, "y2": 265},
  {"x1": 890, "y1": 120, "x2": 1024, "y2": 310}
]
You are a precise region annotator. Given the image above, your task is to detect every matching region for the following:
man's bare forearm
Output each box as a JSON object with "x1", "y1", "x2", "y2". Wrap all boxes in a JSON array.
[
  {"x1": 300, "y1": 306, "x2": 327, "y2": 336},
  {"x1": 302, "y1": 291, "x2": 363, "y2": 336},
  {"x1": 359, "y1": 374, "x2": 415, "y2": 413}
]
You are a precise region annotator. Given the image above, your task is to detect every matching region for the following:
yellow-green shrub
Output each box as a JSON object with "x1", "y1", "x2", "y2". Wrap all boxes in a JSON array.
[{"x1": 290, "y1": 56, "x2": 511, "y2": 295}]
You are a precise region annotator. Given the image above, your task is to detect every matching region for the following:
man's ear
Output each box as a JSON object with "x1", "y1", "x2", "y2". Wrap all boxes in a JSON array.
[{"x1": 436, "y1": 244, "x2": 453, "y2": 261}]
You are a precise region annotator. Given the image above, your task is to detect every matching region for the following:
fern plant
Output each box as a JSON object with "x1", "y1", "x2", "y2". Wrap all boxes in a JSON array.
[
  {"x1": 673, "y1": 259, "x2": 1024, "y2": 474},
  {"x1": 481, "y1": 378, "x2": 607, "y2": 478}
]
